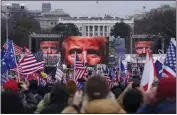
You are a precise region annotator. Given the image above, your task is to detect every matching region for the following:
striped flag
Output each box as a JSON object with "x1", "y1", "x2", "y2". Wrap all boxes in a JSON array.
[
  {"x1": 102, "y1": 67, "x2": 112, "y2": 88},
  {"x1": 24, "y1": 46, "x2": 32, "y2": 55},
  {"x1": 18, "y1": 51, "x2": 44, "y2": 75},
  {"x1": 55, "y1": 61, "x2": 64, "y2": 81},
  {"x1": 154, "y1": 60, "x2": 163, "y2": 79},
  {"x1": 74, "y1": 53, "x2": 86, "y2": 85},
  {"x1": 163, "y1": 39, "x2": 176, "y2": 78},
  {"x1": 3, "y1": 42, "x2": 22, "y2": 56}
]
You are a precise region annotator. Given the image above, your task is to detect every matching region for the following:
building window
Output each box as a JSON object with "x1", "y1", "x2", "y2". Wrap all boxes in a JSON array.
[
  {"x1": 90, "y1": 33, "x2": 93, "y2": 36},
  {"x1": 100, "y1": 26, "x2": 103, "y2": 31},
  {"x1": 90, "y1": 26, "x2": 93, "y2": 31},
  {"x1": 95, "y1": 26, "x2": 98, "y2": 31},
  {"x1": 86, "y1": 33, "x2": 88, "y2": 36},
  {"x1": 100, "y1": 33, "x2": 103, "y2": 36},
  {"x1": 95, "y1": 33, "x2": 98, "y2": 36},
  {"x1": 51, "y1": 22, "x2": 53, "y2": 25},
  {"x1": 104, "y1": 33, "x2": 107, "y2": 36},
  {"x1": 55, "y1": 22, "x2": 57, "y2": 25},
  {"x1": 86, "y1": 26, "x2": 88, "y2": 31},
  {"x1": 80, "y1": 27, "x2": 82, "y2": 31},
  {"x1": 105, "y1": 26, "x2": 107, "y2": 31}
]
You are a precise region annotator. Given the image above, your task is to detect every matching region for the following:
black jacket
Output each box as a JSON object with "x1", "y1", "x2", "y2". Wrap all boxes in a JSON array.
[
  {"x1": 40, "y1": 82, "x2": 69, "y2": 114},
  {"x1": 21, "y1": 90, "x2": 38, "y2": 113},
  {"x1": 40, "y1": 102, "x2": 68, "y2": 114}
]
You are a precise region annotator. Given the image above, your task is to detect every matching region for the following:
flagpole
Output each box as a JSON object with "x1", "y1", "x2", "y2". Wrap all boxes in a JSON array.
[
  {"x1": 118, "y1": 56, "x2": 121, "y2": 79},
  {"x1": 12, "y1": 40, "x2": 20, "y2": 81},
  {"x1": 5, "y1": 13, "x2": 9, "y2": 78}
]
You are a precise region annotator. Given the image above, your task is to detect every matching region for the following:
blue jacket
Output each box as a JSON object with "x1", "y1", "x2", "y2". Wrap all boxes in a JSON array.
[{"x1": 137, "y1": 100, "x2": 176, "y2": 114}]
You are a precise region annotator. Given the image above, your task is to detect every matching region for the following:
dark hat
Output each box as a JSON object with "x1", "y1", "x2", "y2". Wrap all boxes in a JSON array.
[{"x1": 85, "y1": 74, "x2": 109, "y2": 100}]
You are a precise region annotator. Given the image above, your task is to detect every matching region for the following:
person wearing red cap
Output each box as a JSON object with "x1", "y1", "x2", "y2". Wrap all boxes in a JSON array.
[
  {"x1": 137, "y1": 77, "x2": 176, "y2": 114},
  {"x1": 3, "y1": 80, "x2": 19, "y2": 92}
]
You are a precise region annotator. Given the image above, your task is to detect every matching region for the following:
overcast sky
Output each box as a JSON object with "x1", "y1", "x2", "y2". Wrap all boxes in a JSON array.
[{"x1": 2, "y1": 1, "x2": 175, "y2": 17}]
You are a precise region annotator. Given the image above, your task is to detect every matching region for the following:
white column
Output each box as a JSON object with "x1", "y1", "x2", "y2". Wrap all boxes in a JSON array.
[
  {"x1": 98, "y1": 25, "x2": 100, "y2": 36},
  {"x1": 82, "y1": 25, "x2": 84, "y2": 36},
  {"x1": 107, "y1": 26, "x2": 109, "y2": 36},
  {"x1": 93, "y1": 25, "x2": 95, "y2": 36},
  {"x1": 88, "y1": 25, "x2": 90, "y2": 36},
  {"x1": 103, "y1": 25, "x2": 105, "y2": 37}
]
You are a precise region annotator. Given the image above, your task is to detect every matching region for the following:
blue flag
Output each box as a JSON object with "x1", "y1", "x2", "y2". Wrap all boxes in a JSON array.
[
  {"x1": 120, "y1": 60, "x2": 125, "y2": 73},
  {"x1": 1, "y1": 59, "x2": 8, "y2": 74},
  {"x1": 3, "y1": 40, "x2": 17, "y2": 69},
  {"x1": 155, "y1": 60, "x2": 163, "y2": 79},
  {"x1": 77, "y1": 82, "x2": 85, "y2": 91},
  {"x1": 1, "y1": 47, "x2": 6, "y2": 59}
]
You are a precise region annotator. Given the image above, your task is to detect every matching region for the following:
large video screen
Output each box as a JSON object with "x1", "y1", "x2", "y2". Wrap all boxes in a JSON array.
[
  {"x1": 136, "y1": 41, "x2": 153, "y2": 54},
  {"x1": 62, "y1": 36, "x2": 109, "y2": 65},
  {"x1": 40, "y1": 41, "x2": 59, "y2": 54}
]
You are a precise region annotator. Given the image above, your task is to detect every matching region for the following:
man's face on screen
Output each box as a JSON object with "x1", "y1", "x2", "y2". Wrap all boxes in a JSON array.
[
  {"x1": 64, "y1": 37, "x2": 106, "y2": 65},
  {"x1": 40, "y1": 41, "x2": 58, "y2": 54}
]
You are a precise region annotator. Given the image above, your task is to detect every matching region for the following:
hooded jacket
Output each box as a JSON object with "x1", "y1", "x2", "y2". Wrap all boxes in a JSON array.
[
  {"x1": 85, "y1": 99, "x2": 126, "y2": 114},
  {"x1": 40, "y1": 82, "x2": 69, "y2": 114},
  {"x1": 136, "y1": 100, "x2": 176, "y2": 114},
  {"x1": 62, "y1": 92, "x2": 126, "y2": 114},
  {"x1": 35, "y1": 93, "x2": 50, "y2": 113}
]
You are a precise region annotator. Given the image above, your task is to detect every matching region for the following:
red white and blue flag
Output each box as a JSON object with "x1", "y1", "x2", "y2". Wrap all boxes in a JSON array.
[
  {"x1": 74, "y1": 53, "x2": 86, "y2": 85},
  {"x1": 3, "y1": 42, "x2": 23, "y2": 56},
  {"x1": 163, "y1": 39, "x2": 176, "y2": 78},
  {"x1": 17, "y1": 51, "x2": 44, "y2": 75}
]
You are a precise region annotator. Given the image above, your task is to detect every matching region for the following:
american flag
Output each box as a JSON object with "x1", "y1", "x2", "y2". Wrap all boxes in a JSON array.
[
  {"x1": 18, "y1": 51, "x2": 44, "y2": 75},
  {"x1": 47, "y1": 75, "x2": 54, "y2": 84},
  {"x1": 3, "y1": 42, "x2": 23, "y2": 56},
  {"x1": 27, "y1": 72, "x2": 45, "y2": 85},
  {"x1": 74, "y1": 53, "x2": 86, "y2": 85},
  {"x1": 104, "y1": 73, "x2": 113, "y2": 88},
  {"x1": 102, "y1": 67, "x2": 112, "y2": 88},
  {"x1": 55, "y1": 61, "x2": 64, "y2": 81},
  {"x1": 163, "y1": 40, "x2": 176, "y2": 78},
  {"x1": 24, "y1": 46, "x2": 32, "y2": 55}
]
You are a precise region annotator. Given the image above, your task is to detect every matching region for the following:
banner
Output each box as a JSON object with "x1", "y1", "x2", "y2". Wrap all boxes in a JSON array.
[
  {"x1": 43, "y1": 54, "x2": 60, "y2": 67},
  {"x1": 116, "y1": 38, "x2": 126, "y2": 59},
  {"x1": 135, "y1": 41, "x2": 153, "y2": 54}
]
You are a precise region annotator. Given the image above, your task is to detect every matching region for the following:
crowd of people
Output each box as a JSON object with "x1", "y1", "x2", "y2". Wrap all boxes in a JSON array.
[{"x1": 1, "y1": 74, "x2": 176, "y2": 114}]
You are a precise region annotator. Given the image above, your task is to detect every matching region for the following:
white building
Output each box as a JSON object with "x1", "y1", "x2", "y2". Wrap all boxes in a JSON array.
[
  {"x1": 38, "y1": 8, "x2": 134, "y2": 36},
  {"x1": 58, "y1": 17, "x2": 134, "y2": 36}
]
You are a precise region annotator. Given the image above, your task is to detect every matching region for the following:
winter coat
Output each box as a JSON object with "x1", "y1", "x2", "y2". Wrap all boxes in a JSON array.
[
  {"x1": 85, "y1": 99, "x2": 126, "y2": 114},
  {"x1": 136, "y1": 100, "x2": 176, "y2": 114},
  {"x1": 40, "y1": 101, "x2": 68, "y2": 114},
  {"x1": 62, "y1": 91, "x2": 126, "y2": 114},
  {"x1": 35, "y1": 93, "x2": 50, "y2": 114},
  {"x1": 80, "y1": 91, "x2": 116, "y2": 113},
  {"x1": 21, "y1": 90, "x2": 38, "y2": 114},
  {"x1": 40, "y1": 82, "x2": 69, "y2": 114}
]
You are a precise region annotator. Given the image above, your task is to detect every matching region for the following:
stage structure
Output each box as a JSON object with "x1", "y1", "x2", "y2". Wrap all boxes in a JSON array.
[{"x1": 29, "y1": 34, "x2": 62, "y2": 69}]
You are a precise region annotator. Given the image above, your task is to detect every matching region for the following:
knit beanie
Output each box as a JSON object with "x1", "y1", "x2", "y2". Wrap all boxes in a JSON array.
[
  {"x1": 3, "y1": 80, "x2": 19, "y2": 92},
  {"x1": 156, "y1": 77, "x2": 176, "y2": 102},
  {"x1": 84, "y1": 74, "x2": 110, "y2": 100}
]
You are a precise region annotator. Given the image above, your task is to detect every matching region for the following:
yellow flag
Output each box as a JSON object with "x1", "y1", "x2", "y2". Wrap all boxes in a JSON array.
[{"x1": 41, "y1": 72, "x2": 48, "y2": 78}]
